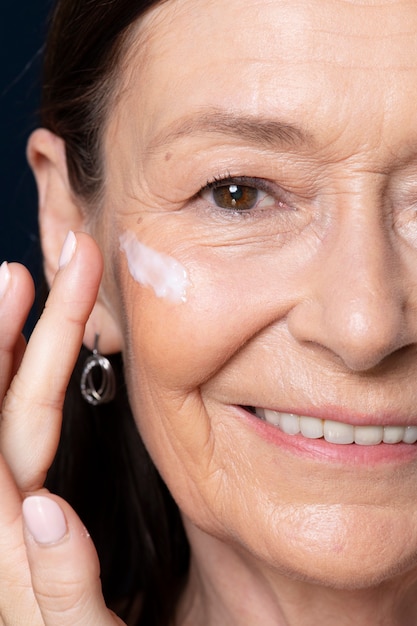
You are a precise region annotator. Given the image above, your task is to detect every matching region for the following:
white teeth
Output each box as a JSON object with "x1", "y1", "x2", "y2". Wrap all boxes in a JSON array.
[
  {"x1": 354, "y1": 425, "x2": 383, "y2": 446},
  {"x1": 255, "y1": 407, "x2": 266, "y2": 420},
  {"x1": 300, "y1": 416, "x2": 323, "y2": 439},
  {"x1": 324, "y1": 420, "x2": 354, "y2": 445},
  {"x1": 263, "y1": 409, "x2": 279, "y2": 426},
  {"x1": 403, "y1": 426, "x2": 417, "y2": 444},
  {"x1": 383, "y1": 426, "x2": 405, "y2": 444},
  {"x1": 280, "y1": 413, "x2": 300, "y2": 435},
  {"x1": 255, "y1": 408, "x2": 417, "y2": 446}
]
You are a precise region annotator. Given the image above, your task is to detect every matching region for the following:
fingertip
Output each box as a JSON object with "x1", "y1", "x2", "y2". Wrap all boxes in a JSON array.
[
  {"x1": 75, "y1": 231, "x2": 104, "y2": 272},
  {"x1": 22, "y1": 494, "x2": 118, "y2": 626},
  {"x1": 58, "y1": 231, "x2": 77, "y2": 270},
  {"x1": 23, "y1": 496, "x2": 67, "y2": 546},
  {"x1": 0, "y1": 262, "x2": 35, "y2": 346},
  {"x1": 46, "y1": 230, "x2": 103, "y2": 313},
  {"x1": 5, "y1": 262, "x2": 36, "y2": 305},
  {"x1": 5, "y1": 262, "x2": 36, "y2": 297},
  {"x1": 55, "y1": 230, "x2": 104, "y2": 289},
  {"x1": 0, "y1": 262, "x2": 11, "y2": 300}
]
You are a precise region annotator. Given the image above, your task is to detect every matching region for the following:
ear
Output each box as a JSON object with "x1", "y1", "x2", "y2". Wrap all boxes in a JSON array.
[{"x1": 27, "y1": 128, "x2": 123, "y2": 354}]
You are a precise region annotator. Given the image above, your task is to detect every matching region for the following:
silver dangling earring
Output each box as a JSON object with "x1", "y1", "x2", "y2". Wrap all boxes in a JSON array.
[{"x1": 80, "y1": 334, "x2": 116, "y2": 405}]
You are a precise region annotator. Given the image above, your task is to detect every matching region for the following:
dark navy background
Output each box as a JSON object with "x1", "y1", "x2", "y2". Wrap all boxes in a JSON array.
[{"x1": 1, "y1": 1, "x2": 52, "y2": 330}]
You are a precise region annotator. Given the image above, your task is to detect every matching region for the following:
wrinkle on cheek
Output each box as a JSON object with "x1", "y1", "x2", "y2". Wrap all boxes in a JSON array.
[{"x1": 119, "y1": 229, "x2": 191, "y2": 302}]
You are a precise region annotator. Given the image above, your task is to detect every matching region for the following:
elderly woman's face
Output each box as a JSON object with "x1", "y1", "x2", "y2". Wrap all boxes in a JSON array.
[{"x1": 102, "y1": 0, "x2": 417, "y2": 586}]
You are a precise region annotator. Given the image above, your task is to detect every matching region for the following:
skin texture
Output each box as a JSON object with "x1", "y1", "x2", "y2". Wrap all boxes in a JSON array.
[
  {"x1": 101, "y1": 0, "x2": 417, "y2": 622},
  {"x1": 2, "y1": 0, "x2": 417, "y2": 624}
]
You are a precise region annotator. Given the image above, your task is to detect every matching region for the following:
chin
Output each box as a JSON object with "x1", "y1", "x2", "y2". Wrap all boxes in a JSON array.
[
  {"x1": 281, "y1": 551, "x2": 417, "y2": 591},
  {"x1": 255, "y1": 514, "x2": 417, "y2": 591},
  {"x1": 211, "y1": 500, "x2": 417, "y2": 592}
]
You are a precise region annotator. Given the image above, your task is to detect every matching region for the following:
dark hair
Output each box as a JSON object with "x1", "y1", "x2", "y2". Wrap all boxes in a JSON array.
[
  {"x1": 42, "y1": 0, "x2": 165, "y2": 203},
  {"x1": 42, "y1": 2, "x2": 190, "y2": 625}
]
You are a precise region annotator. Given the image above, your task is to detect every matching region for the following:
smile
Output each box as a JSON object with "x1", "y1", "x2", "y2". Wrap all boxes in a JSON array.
[{"x1": 252, "y1": 408, "x2": 417, "y2": 446}]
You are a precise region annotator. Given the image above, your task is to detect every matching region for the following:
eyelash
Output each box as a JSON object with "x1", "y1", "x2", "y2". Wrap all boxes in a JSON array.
[
  {"x1": 199, "y1": 175, "x2": 285, "y2": 215},
  {"x1": 205, "y1": 174, "x2": 272, "y2": 193}
]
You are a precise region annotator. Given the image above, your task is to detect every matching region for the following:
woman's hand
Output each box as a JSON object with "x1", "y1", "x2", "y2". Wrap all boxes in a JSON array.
[{"x1": 0, "y1": 233, "x2": 124, "y2": 625}]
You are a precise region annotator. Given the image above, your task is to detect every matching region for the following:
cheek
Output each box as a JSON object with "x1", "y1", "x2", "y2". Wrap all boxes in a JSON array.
[
  {"x1": 117, "y1": 246, "x2": 280, "y2": 525},
  {"x1": 116, "y1": 224, "x2": 309, "y2": 511},
  {"x1": 119, "y1": 245, "x2": 303, "y2": 394},
  {"x1": 118, "y1": 246, "x2": 290, "y2": 528}
]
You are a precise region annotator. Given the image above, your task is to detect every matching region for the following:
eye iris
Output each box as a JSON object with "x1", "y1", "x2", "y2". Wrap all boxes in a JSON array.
[{"x1": 213, "y1": 184, "x2": 258, "y2": 210}]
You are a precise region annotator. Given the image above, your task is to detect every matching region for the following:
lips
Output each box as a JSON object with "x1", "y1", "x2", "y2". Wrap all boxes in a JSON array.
[{"x1": 252, "y1": 408, "x2": 417, "y2": 446}]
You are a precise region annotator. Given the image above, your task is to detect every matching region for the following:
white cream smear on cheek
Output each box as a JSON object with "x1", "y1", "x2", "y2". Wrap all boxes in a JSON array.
[{"x1": 119, "y1": 230, "x2": 190, "y2": 303}]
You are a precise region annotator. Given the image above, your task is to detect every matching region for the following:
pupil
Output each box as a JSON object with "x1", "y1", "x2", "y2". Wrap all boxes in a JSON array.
[{"x1": 229, "y1": 184, "x2": 243, "y2": 202}]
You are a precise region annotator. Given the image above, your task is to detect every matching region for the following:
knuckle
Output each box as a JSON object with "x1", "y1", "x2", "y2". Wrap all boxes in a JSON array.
[
  {"x1": 43, "y1": 295, "x2": 89, "y2": 328},
  {"x1": 2, "y1": 373, "x2": 63, "y2": 419},
  {"x1": 35, "y1": 576, "x2": 95, "y2": 618}
]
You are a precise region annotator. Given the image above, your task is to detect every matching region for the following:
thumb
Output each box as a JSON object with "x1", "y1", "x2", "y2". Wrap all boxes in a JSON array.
[{"x1": 22, "y1": 495, "x2": 125, "y2": 626}]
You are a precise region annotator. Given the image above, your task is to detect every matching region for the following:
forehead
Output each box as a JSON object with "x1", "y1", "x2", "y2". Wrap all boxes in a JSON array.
[{"x1": 115, "y1": 0, "x2": 417, "y2": 159}]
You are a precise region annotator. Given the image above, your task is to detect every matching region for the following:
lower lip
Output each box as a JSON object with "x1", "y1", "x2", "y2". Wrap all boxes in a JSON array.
[{"x1": 236, "y1": 407, "x2": 417, "y2": 466}]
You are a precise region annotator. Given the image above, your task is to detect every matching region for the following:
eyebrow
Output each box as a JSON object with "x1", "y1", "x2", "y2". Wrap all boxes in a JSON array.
[{"x1": 148, "y1": 108, "x2": 312, "y2": 152}]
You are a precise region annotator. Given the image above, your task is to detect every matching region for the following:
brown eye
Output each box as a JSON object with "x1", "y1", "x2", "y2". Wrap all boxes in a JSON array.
[
  {"x1": 201, "y1": 178, "x2": 277, "y2": 213},
  {"x1": 212, "y1": 183, "x2": 258, "y2": 210}
]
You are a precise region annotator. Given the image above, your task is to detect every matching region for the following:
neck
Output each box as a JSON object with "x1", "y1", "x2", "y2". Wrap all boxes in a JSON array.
[{"x1": 176, "y1": 519, "x2": 417, "y2": 626}]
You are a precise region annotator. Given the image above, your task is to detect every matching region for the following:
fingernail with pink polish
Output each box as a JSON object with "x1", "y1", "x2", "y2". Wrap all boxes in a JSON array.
[
  {"x1": 59, "y1": 231, "x2": 77, "y2": 269},
  {"x1": 23, "y1": 496, "x2": 67, "y2": 545},
  {"x1": 0, "y1": 262, "x2": 11, "y2": 300}
]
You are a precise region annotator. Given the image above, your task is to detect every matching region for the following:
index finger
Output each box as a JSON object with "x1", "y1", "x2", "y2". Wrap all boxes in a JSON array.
[
  {"x1": 0, "y1": 263, "x2": 34, "y2": 401},
  {"x1": 1, "y1": 232, "x2": 103, "y2": 492}
]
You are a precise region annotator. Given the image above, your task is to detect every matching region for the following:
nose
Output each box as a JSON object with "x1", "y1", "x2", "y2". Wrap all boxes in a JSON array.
[{"x1": 287, "y1": 205, "x2": 417, "y2": 372}]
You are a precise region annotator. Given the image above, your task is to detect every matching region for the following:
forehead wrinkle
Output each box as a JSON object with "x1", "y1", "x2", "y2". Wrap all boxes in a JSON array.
[{"x1": 146, "y1": 108, "x2": 314, "y2": 153}]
